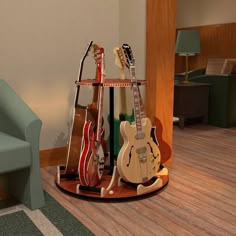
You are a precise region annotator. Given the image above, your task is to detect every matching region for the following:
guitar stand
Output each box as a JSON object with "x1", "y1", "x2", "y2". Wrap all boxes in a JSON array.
[
  {"x1": 75, "y1": 166, "x2": 121, "y2": 198},
  {"x1": 117, "y1": 165, "x2": 168, "y2": 196},
  {"x1": 55, "y1": 79, "x2": 169, "y2": 199},
  {"x1": 76, "y1": 184, "x2": 106, "y2": 197},
  {"x1": 56, "y1": 165, "x2": 79, "y2": 184}
]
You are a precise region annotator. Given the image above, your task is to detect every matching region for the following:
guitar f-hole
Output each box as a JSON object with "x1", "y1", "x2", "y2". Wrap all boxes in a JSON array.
[{"x1": 127, "y1": 145, "x2": 134, "y2": 167}]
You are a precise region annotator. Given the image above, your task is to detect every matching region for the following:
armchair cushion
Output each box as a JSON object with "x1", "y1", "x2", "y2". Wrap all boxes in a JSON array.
[
  {"x1": 205, "y1": 58, "x2": 225, "y2": 75},
  {"x1": 221, "y1": 58, "x2": 236, "y2": 74},
  {"x1": 0, "y1": 132, "x2": 31, "y2": 173}
]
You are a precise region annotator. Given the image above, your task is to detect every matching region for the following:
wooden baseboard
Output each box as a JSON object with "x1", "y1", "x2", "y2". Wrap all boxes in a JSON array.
[{"x1": 40, "y1": 146, "x2": 67, "y2": 168}]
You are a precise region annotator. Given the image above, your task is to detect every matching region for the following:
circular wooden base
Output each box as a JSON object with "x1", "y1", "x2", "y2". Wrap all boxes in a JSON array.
[{"x1": 55, "y1": 166, "x2": 169, "y2": 199}]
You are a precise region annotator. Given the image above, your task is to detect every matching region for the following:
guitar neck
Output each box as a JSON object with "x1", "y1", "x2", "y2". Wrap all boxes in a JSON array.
[
  {"x1": 74, "y1": 40, "x2": 93, "y2": 107},
  {"x1": 95, "y1": 50, "x2": 105, "y2": 143},
  {"x1": 91, "y1": 53, "x2": 103, "y2": 107},
  {"x1": 130, "y1": 66, "x2": 143, "y2": 133},
  {"x1": 96, "y1": 85, "x2": 104, "y2": 143},
  {"x1": 74, "y1": 57, "x2": 84, "y2": 107},
  {"x1": 138, "y1": 87, "x2": 146, "y2": 118}
]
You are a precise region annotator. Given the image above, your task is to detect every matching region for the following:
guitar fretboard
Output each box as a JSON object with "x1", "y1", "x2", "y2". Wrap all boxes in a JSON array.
[
  {"x1": 130, "y1": 66, "x2": 143, "y2": 133},
  {"x1": 96, "y1": 52, "x2": 105, "y2": 144}
]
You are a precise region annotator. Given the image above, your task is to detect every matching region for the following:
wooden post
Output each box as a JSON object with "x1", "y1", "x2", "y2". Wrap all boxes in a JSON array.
[{"x1": 146, "y1": 0, "x2": 176, "y2": 164}]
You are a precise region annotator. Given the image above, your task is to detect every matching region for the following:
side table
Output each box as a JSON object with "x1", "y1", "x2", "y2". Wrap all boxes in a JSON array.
[{"x1": 174, "y1": 81, "x2": 211, "y2": 128}]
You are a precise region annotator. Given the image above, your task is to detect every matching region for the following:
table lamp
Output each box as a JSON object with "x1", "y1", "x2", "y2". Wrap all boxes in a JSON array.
[{"x1": 175, "y1": 30, "x2": 200, "y2": 83}]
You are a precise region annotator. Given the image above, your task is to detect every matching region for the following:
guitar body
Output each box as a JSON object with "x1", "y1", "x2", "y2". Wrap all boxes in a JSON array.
[
  {"x1": 86, "y1": 136, "x2": 105, "y2": 186},
  {"x1": 64, "y1": 105, "x2": 87, "y2": 175},
  {"x1": 79, "y1": 115, "x2": 105, "y2": 186},
  {"x1": 117, "y1": 117, "x2": 161, "y2": 184}
]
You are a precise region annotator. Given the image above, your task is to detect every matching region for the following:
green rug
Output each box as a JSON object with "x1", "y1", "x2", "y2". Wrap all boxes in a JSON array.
[
  {"x1": 0, "y1": 192, "x2": 94, "y2": 236},
  {"x1": 0, "y1": 211, "x2": 42, "y2": 235}
]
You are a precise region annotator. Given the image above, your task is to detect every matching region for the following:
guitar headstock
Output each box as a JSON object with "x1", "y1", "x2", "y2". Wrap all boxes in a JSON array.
[
  {"x1": 93, "y1": 44, "x2": 104, "y2": 66},
  {"x1": 93, "y1": 44, "x2": 105, "y2": 83},
  {"x1": 122, "y1": 43, "x2": 135, "y2": 68},
  {"x1": 76, "y1": 40, "x2": 93, "y2": 83},
  {"x1": 84, "y1": 40, "x2": 93, "y2": 57},
  {"x1": 113, "y1": 47, "x2": 126, "y2": 80},
  {"x1": 113, "y1": 47, "x2": 126, "y2": 69}
]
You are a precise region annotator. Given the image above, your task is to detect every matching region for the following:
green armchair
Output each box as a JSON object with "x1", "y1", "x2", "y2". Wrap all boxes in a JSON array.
[
  {"x1": 175, "y1": 58, "x2": 236, "y2": 128},
  {"x1": 189, "y1": 74, "x2": 236, "y2": 128},
  {"x1": 0, "y1": 79, "x2": 45, "y2": 210}
]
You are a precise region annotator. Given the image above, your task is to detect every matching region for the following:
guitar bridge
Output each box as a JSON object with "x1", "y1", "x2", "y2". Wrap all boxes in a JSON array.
[{"x1": 136, "y1": 147, "x2": 147, "y2": 162}]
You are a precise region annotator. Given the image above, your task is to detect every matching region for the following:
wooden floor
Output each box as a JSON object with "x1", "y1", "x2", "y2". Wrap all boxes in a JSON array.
[{"x1": 41, "y1": 124, "x2": 236, "y2": 236}]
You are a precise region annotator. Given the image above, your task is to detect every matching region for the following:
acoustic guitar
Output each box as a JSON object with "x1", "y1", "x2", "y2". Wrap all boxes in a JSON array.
[
  {"x1": 78, "y1": 44, "x2": 106, "y2": 187},
  {"x1": 117, "y1": 44, "x2": 161, "y2": 184},
  {"x1": 64, "y1": 40, "x2": 93, "y2": 176}
]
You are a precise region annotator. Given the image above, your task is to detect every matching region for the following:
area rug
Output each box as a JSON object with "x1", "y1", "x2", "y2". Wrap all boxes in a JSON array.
[{"x1": 0, "y1": 192, "x2": 94, "y2": 235}]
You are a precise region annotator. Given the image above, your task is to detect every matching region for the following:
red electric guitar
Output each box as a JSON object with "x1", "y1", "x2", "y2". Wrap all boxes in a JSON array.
[{"x1": 78, "y1": 44, "x2": 106, "y2": 187}]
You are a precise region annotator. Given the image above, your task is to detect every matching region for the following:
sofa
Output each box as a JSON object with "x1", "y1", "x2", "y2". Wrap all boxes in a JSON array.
[
  {"x1": 175, "y1": 58, "x2": 236, "y2": 128},
  {"x1": 0, "y1": 79, "x2": 45, "y2": 210}
]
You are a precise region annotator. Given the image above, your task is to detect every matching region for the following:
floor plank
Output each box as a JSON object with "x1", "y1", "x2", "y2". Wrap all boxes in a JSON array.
[{"x1": 41, "y1": 124, "x2": 236, "y2": 236}]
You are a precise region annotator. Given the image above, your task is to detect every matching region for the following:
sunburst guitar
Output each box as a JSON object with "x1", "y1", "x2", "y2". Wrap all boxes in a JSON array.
[{"x1": 117, "y1": 44, "x2": 161, "y2": 184}]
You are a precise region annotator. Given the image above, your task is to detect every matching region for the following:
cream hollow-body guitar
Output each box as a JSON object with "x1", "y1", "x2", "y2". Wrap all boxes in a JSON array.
[
  {"x1": 117, "y1": 44, "x2": 161, "y2": 184},
  {"x1": 114, "y1": 46, "x2": 159, "y2": 146}
]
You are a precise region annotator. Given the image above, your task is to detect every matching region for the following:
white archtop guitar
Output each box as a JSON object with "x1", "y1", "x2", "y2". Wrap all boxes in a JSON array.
[{"x1": 116, "y1": 43, "x2": 161, "y2": 184}]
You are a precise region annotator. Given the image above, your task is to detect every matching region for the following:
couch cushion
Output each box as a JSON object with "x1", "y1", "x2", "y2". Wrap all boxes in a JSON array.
[
  {"x1": 205, "y1": 58, "x2": 225, "y2": 75},
  {"x1": 221, "y1": 58, "x2": 236, "y2": 74},
  {"x1": 0, "y1": 132, "x2": 31, "y2": 173}
]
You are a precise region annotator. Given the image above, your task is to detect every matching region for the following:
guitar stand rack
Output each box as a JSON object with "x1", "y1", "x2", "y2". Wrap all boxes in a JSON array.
[{"x1": 55, "y1": 79, "x2": 169, "y2": 199}]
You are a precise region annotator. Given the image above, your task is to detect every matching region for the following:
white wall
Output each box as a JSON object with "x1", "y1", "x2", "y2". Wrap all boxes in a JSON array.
[
  {"x1": 0, "y1": 0, "x2": 119, "y2": 149},
  {"x1": 2, "y1": 0, "x2": 234, "y2": 150},
  {"x1": 177, "y1": 0, "x2": 236, "y2": 28},
  {"x1": 118, "y1": 0, "x2": 147, "y2": 113}
]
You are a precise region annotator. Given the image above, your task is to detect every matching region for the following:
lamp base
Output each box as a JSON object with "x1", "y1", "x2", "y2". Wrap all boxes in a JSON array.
[{"x1": 179, "y1": 79, "x2": 190, "y2": 84}]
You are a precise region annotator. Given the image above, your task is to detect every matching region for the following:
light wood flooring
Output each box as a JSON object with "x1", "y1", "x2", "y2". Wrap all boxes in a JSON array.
[{"x1": 41, "y1": 124, "x2": 236, "y2": 236}]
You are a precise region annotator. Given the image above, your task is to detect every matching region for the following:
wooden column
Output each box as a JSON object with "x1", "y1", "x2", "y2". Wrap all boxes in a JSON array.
[{"x1": 146, "y1": 0, "x2": 176, "y2": 164}]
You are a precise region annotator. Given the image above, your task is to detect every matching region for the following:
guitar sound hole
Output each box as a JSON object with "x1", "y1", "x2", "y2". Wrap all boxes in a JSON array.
[{"x1": 127, "y1": 145, "x2": 134, "y2": 167}]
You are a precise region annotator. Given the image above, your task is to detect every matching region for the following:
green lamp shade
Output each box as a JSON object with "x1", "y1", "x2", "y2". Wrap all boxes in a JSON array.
[{"x1": 175, "y1": 30, "x2": 200, "y2": 55}]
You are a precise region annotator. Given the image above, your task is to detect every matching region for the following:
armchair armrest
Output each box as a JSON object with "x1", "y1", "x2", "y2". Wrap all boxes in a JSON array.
[
  {"x1": 189, "y1": 74, "x2": 231, "y2": 80},
  {"x1": 189, "y1": 74, "x2": 231, "y2": 96},
  {"x1": 0, "y1": 80, "x2": 42, "y2": 146},
  {"x1": 175, "y1": 68, "x2": 206, "y2": 80}
]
